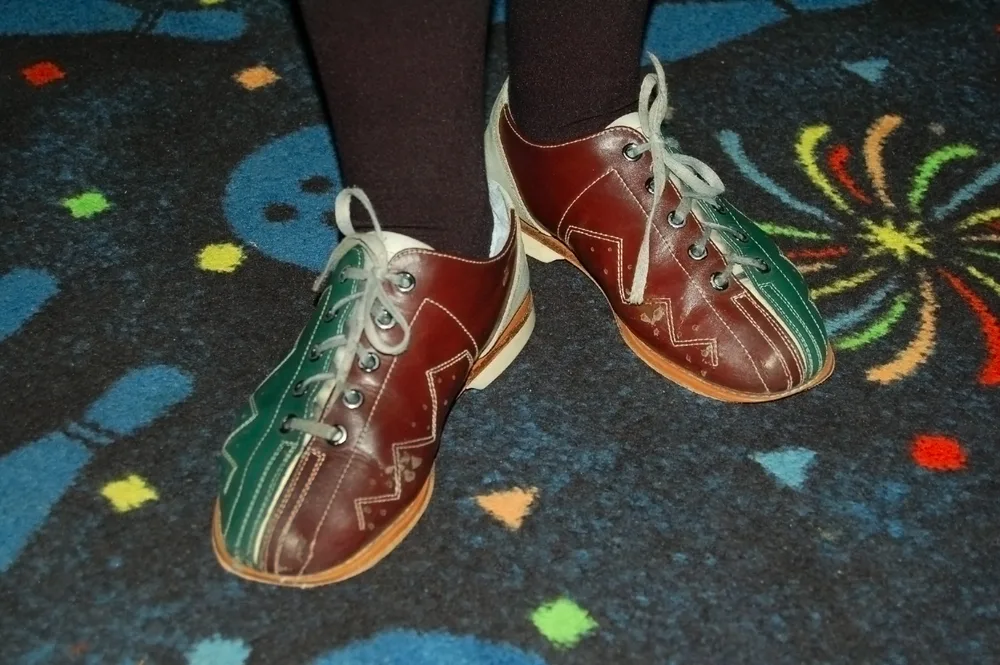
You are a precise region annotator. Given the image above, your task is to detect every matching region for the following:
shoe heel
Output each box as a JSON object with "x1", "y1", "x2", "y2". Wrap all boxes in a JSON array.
[
  {"x1": 467, "y1": 292, "x2": 536, "y2": 391},
  {"x1": 485, "y1": 97, "x2": 566, "y2": 267},
  {"x1": 519, "y1": 222, "x2": 567, "y2": 264}
]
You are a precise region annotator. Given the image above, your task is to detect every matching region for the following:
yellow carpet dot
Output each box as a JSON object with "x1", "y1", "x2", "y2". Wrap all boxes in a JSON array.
[
  {"x1": 101, "y1": 475, "x2": 159, "y2": 513},
  {"x1": 200, "y1": 0, "x2": 225, "y2": 5},
  {"x1": 234, "y1": 65, "x2": 279, "y2": 90},
  {"x1": 198, "y1": 243, "x2": 245, "y2": 273}
]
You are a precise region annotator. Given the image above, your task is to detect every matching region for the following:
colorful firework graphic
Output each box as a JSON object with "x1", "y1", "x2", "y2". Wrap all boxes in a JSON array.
[{"x1": 718, "y1": 115, "x2": 1000, "y2": 386}]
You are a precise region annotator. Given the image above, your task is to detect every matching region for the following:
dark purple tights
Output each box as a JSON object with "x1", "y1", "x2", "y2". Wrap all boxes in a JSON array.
[{"x1": 296, "y1": 0, "x2": 650, "y2": 257}]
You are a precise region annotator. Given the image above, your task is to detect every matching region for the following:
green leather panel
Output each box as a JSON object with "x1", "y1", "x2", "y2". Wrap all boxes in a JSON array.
[
  {"x1": 218, "y1": 246, "x2": 365, "y2": 565},
  {"x1": 707, "y1": 201, "x2": 829, "y2": 378}
]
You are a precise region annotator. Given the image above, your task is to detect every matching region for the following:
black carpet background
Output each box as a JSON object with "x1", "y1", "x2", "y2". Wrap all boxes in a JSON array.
[{"x1": 1, "y1": 1, "x2": 999, "y2": 663}]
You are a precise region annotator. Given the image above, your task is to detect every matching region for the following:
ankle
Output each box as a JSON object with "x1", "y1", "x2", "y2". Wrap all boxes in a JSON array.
[
  {"x1": 508, "y1": 88, "x2": 640, "y2": 144},
  {"x1": 348, "y1": 196, "x2": 494, "y2": 259}
]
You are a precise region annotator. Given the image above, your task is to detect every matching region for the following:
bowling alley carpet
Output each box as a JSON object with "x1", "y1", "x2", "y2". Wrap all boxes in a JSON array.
[{"x1": 2, "y1": 0, "x2": 999, "y2": 663}]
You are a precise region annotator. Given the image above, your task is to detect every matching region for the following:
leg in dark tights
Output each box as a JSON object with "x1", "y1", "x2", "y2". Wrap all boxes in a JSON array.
[
  {"x1": 296, "y1": 0, "x2": 494, "y2": 258},
  {"x1": 506, "y1": 0, "x2": 651, "y2": 144}
]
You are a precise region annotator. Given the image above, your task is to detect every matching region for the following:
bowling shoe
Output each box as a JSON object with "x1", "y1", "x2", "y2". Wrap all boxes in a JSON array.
[
  {"x1": 214, "y1": 188, "x2": 534, "y2": 586},
  {"x1": 485, "y1": 55, "x2": 833, "y2": 402}
]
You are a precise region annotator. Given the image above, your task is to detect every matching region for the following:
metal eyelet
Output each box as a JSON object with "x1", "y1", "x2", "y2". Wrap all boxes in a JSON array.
[
  {"x1": 327, "y1": 425, "x2": 348, "y2": 446},
  {"x1": 688, "y1": 244, "x2": 707, "y2": 260},
  {"x1": 292, "y1": 380, "x2": 306, "y2": 397},
  {"x1": 756, "y1": 261, "x2": 771, "y2": 274},
  {"x1": 308, "y1": 346, "x2": 322, "y2": 361},
  {"x1": 279, "y1": 414, "x2": 296, "y2": 433},
  {"x1": 396, "y1": 272, "x2": 416, "y2": 293},
  {"x1": 737, "y1": 231, "x2": 750, "y2": 243},
  {"x1": 342, "y1": 389, "x2": 364, "y2": 409},
  {"x1": 710, "y1": 272, "x2": 730, "y2": 291},
  {"x1": 668, "y1": 211, "x2": 686, "y2": 228},
  {"x1": 322, "y1": 308, "x2": 337, "y2": 322},
  {"x1": 709, "y1": 199, "x2": 725, "y2": 212},
  {"x1": 374, "y1": 309, "x2": 395, "y2": 330},
  {"x1": 338, "y1": 268, "x2": 347, "y2": 283},
  {"x1": 359, "y1": 352, "x2": 380, "y2": 372},
  {"x1": 622, "y1": 143, "x2": 641, "y2": 161},
  {"x1": 645, "y1": 177, "x2": 655, "y2": 195}
]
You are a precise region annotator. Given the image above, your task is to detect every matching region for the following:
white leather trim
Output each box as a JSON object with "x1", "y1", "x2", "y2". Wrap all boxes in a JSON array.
[{"x1": 488, "y1": 180, "x2": 511, "y2": 258}]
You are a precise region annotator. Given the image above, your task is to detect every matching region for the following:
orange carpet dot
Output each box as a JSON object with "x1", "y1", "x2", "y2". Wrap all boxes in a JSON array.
[
  {"x1": 234, "y1": 65, "x2": 279, "y2": 90},
  {"x1": 911, "y1": 434, "x2": 967, "y2": 471},
  {"x1": 475, "y1": 487, "x2": 538, "y2": 530}
]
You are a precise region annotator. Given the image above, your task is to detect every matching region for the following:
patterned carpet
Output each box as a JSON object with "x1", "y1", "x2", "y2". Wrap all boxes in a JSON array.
[{"x1": 2, "y1": 1, "x2": 999, "y2": 663}]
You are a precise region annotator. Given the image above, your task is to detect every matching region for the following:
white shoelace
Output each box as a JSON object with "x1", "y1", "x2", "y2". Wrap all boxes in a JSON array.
[
  {"x1": 627, "y1": 54, "x2": 765, "y2": 304},
  {"x1": 284, "y1": 188, "x2": 413, "y2": 443}
]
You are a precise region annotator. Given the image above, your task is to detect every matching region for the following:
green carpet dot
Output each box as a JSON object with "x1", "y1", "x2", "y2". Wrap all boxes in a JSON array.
[
  {"x1": 530, "y1": 597, "x2": 598, "y2": 648},
  {"x1": 63, "y1": 191, "x2": 110, "y2": 219}
]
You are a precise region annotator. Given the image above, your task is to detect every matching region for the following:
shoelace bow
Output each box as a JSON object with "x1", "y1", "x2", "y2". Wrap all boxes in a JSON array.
[
  {"x1": 628, "y1": 54, "x2": 766, "y2": 304},
  {"x1": 284, "y1": 188, "x2": 413, "y2": 443}
]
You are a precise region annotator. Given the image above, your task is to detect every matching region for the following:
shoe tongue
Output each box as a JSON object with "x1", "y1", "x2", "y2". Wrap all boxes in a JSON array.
[
  {"x1": 607, "y1": 111, "x2": 644, "y2": 134},
  {"x1": 356, "y1": 230, "x2": 433, "y2": 261}
]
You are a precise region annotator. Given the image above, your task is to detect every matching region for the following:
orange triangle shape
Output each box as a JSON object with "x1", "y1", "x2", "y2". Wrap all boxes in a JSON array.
[{"x1": 475, "y1": 487, "x2": 539, "y2": 530}]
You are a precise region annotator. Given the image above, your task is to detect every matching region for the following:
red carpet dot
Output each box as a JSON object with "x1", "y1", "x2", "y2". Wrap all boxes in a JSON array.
[
  {"x1": 911, "y1": 435, "x2": 967, "y2": 471},
  {"x1": 22, "y1": 61, "x2": 65, "y2": 86}
]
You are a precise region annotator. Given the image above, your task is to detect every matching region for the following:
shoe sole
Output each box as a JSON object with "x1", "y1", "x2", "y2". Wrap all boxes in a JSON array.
[
  {"x1": 519, "y1": 221, "x2": 834, "y2": 403},
  {"x1": 211, "y1": 291, "x2": 536, "y2": 587}
]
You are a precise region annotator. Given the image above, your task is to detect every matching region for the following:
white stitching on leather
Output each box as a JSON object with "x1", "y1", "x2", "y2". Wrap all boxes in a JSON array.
[
  {"x1": 260, "y1": 445, "x2": 311, "y2": 562},
  {"x1": 557, "y1": 168, "x2": 614, "y2": 240},
  {"x1": 643, "y1": 297, "x2": 720, "y2": 366},
  {"x1": 225, "y1": 276, "x2": 358, "y2": 549},
  {"x1": 763, "y1": 282, "x2": 821, "y2": 378},
  {"x1": 244, "y1": 441, "x2": 295, "y2": 564},
  {"x1": 732, "y1": 292, "x2": 793, "y2": 390},
  {"x1": 353, "y1": 352, "x2": 471, "y2": 529},
  {"x1": 739, "y1": 289, "x2": 804, "y2": 380},
  {"x1": 727, "y1": 201, "x2": 827, "y2": 369},
  {"x1": 649, "y1": 222, "x2": 769, "y2": 391},
  {"x1": 297, "y1": 299, "x2": 478, "y2": 573},
  {"x1": 424, "y1": 299, "x2": 481, "y2": 356},
  {"x1": 558, "y1": 170, "x2": 767, "y2": 389},
  {"x1": 503, "y1": 105, "x2": 644, "y2": 150},
  {"x1": 564, "y1": 226, "x2": 628, "y2": 302},
  {"x1": 272, "y1": 448, "x2": 325, "y2": 571}
]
